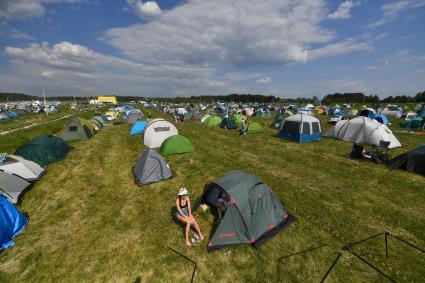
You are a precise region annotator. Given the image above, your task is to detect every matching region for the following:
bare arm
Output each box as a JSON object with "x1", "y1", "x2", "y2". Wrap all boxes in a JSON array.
[{"x1": 187, "y1": 197, "x2": 192, "y2": 217}]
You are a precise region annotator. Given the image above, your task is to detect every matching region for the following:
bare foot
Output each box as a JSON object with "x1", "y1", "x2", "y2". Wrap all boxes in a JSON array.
[{"x1": 186, "y1": 240, "x2": 192, "y2": 246}]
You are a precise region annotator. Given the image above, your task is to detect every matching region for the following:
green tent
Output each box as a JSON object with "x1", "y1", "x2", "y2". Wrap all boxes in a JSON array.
[
  {"x1": 270, "y1": 113, "x2": 290, "y2": 128},
  {"x1": 194, "y1": 171, "x2": 294, "y2": 252},
  {"x1": 59, "y1": 117, "x2": 93, "y2": 141},
  {"x1": 401, "y1": 117, "x2": 423, "y2": 129},
  {"x1": 89, "y1": 117, "x2": 103, "y2": 131},
  {"x1": 15, "y1": 135, "x2": 71, "y2": 166},
  {"x1": 159, "y1": 135, "x2": 193, "y2": 155},
  {"x1": 204, "y1": 116, "x2": 222, "y2": 127},
  {"x1": 230, "y1": 114, "x2": 246, "y2": 125},
  {"x1": 246, "y1": 122, "x2": 263, "y2": 134},
  {"x1": 219, "y1": 118, "x2": 237, "y2": 129}
]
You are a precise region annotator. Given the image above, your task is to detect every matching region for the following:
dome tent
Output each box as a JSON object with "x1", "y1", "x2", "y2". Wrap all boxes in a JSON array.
[
  {"x1": 246, "y1": 122, "x2": 263, "y2": 134},
  {"x1": 0, "y1": 195, "x2": 28, "y2": 250},
  {"x1": 130, "y1": 120, "x2": 148, "y2": 135},
  {"x1": 194, "y1": 171, "x2": 294, "y2": 252},
  {"x1": 59, "y1": 117, "x2": 93, "y2": 142},
  {"x1": 0, "y1": 155, "x2": 45, "y2": 181},
  {"x1": 278, "y1": 114, "x2": 321, "y2": 143},
  {"x1": 143, "y1": 119, "x2": 178, "y2": 148},
  {"x1": 325, "y1": 117, "x2": 401, "y2": 149},
  {"x1": 132, "y1": 149, "x2": 173, "y2": 186},
  {"x1": 204, "y1": 116, "x2": 222, "y2": 127},
  {"x1": 159, "y1": 135, "x2": 193, "y2": 156},
  {"x1": 0, "y1": 171, "x2": 31, "y2": 203},
  {"x1": 230, "y1": 114, "x2": 246, "y2": 125},
  {"x1": 401, "y1": 117, "x2": 423, "y2": 129},
  {"x1": 127, "y1": 110, "x2": 144, "y2": 124},
  {"x1": 15, "y1": 135, "x2": 71, "y2": 166}
]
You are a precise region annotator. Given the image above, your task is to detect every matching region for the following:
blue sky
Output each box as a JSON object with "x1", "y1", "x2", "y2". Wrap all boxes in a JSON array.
[{"x1": 0, "y1": 0, "x2": 424, "y2": 98}]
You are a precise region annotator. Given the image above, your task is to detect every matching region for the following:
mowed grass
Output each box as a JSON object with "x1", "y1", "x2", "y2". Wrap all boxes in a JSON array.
[{"x1": 0, "y1": 111, "x2": 424, "y2": 282}]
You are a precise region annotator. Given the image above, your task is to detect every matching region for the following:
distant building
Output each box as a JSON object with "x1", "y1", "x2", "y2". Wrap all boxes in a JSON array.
[{"x1": 98, "y1": 96, "x2": 117, "y2": 105}]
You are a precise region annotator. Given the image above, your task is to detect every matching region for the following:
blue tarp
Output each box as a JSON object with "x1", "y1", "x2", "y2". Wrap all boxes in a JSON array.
[
  {"x1": 0, "y1": 195, "x2": 28, "y2": 250},
  {"x1": 130, "y1": 120, "x2": 148, "y2": 135},
  {"x1": 278, "y1": 131, "x2": 321, "y2": 143}
]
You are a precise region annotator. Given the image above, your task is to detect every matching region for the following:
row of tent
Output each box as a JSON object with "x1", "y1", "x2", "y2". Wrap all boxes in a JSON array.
[
  {"x1": 59, "y1": 115, "x2": 109, "y2": 142},
  {"x1": 199, "y1": 114, "x2": 265, "y2": 134}
]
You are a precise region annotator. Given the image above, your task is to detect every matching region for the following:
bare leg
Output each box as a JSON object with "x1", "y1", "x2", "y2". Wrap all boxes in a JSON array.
[
  {"x1": 190, "y1": 216, "x2": 204, "y2": 240},
  {"x1": 177, "y1": 215, "x2": 192, "y2": 246}
]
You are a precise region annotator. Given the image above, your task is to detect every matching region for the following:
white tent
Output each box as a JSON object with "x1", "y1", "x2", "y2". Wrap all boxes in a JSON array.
[
  {"x1": 405, "y1": 112, "x2": 418, "y2": 120},
  {"x1": 0, "y1": 155, "x2": 45, "y2": 181},
  {"x1": 325, "y1": 117, "x2": 402, "y2": 148},
  {"x1": 200, "y1": 115, "x2": 210, "y2": 123},
  {"x1": 143, "y1": 119, "x2": 178, "y2": 148}
]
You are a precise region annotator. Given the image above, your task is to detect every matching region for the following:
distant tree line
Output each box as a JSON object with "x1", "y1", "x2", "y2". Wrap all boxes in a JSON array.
[{"x1": 1, "y1": 91, "x2": 424, "y2": 104}]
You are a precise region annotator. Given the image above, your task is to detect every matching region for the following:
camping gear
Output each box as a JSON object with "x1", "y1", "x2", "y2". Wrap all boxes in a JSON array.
[
  {"x1": 159, "y1": 135, "x2": 193, "y2": 156},
  {"x1": 278, "y1": 114, "x2": 321, "y2": 143},
  {"x1": 388, "y1": 145, "x2": 425, "y2": 176},
  {"x1": 15, "y1": 135, "x2": 71, "y2": 166},
  {"x1": 0, "y1": 171, "x2": 31, "y2": 203},
  {"x1": 0, "y1": 195, "x2": 28, "y2": 250},
  {"x1": 130, "y1": 120, "x2": 148, "y2": 135},
  {"x1": 219, "y1": 118, "x2": 237, "y2": 129},
  {"x1": 325, "y1": 117, "x2": 401, "y2": 149},
  {"x1": 133, "y1": 149, "x2": 173, "y2": 186},
  {"x1": 401, "y1": 117, "x2": 423, "y2": 129},
  {"x1": 59, "y1": 117, "x2": 93, "y2": 142},
  {"x1": 230, "y1": 114, "x2": 246, "y2": 125},
  {"x1": 270, "y1": 113, "x2": 290, "y2": 128},
  {"x1": 0, "y1": 155, "x2": 45, "y2": 181},
  {"x1": 373, "y1": 113, "x2": 389, "y2": 125},
  {"x1": 89, "y1": 117, "x2": 103, "y2": 131},
  {"x1": 194, "y1": 171, "x2": 294, "y2": 252},
  {"x1": 246, "y1": 122, "x2": 263, "y2": 134},
  {"x1": 143, "y1": 119, "x2": 178, "y2": 148},
  {"x1": 204, "y1": 116, "x2": 222, "y2": 127}
]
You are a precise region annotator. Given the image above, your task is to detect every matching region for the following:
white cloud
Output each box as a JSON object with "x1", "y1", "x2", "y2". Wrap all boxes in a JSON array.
[
  {"x1": 367, "y1": 0, "x2": 425, "y2": 28},
  {"x1": 127, "y1": 0, "x2": 162, "y2": 20},
  {"x1": 0, "y1": 0, "x2": 83, "y2": 20},
  {"x1": 309, "y1": 38, "x2": 373, "y2": 60},
  {"x1": 104, "y1": 0, "x2": 337, "y2": 68},
  {"x1": 366, "y1": 65, "x2": 375, "y2": 70},
  {"x1": 256, "y1": 77, "x2": 272, "y2": 84},
  {"x1": 328, "y1": 1, "x2": 359, "y2": 20}
]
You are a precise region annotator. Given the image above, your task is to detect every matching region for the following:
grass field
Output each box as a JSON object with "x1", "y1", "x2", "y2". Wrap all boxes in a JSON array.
[{"x1": 0, "y1": 110, "x2": 424, "y2": 282}]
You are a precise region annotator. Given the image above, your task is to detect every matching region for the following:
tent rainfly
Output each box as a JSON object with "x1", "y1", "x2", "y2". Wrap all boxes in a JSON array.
[
  {"x1": 194, "y1": 171, "x2": 294, "y2": 252},
  {"x1": 325, "y1": 116, "x2": 401, "y2": 148},
  {"x1": 0, "y1": 155, "x2": 45, "y2": 181},
  {"x1": 133, "y1": 149, "x2": 173, "y2": 186},
  {"x1": 278, "y1": 114, "x2": 321, "y2": 143},
  {"x1": 0, "y1": 171, "x2": 31, "y2": 203},
  {"x1": 0, "y1": 195, "x2": 28, "y2": 250},
  {"x1": 159, "y1": 135, "x2": 193, "y2": 155},
  {"x1": 143, "y1": 119, "x2": 178, "y2": 148},
  {"x1": 130, "y1": 120, "x2": 148, "y2": 135},
  {"x1": 59, "y1": 117, "x2": 93, "y2": 142},
  {"x1": 388, "y1": 145, "x2": 425, "y2": 176}
]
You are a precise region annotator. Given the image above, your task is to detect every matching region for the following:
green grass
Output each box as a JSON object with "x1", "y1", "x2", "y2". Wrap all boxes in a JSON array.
[{"x1": 0, "y1": 111, "x2": 424, "y2": 282}]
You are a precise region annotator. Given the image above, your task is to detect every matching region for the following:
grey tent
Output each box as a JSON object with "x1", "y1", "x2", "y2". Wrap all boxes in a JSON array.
[
  {"x1": 0, "y1": 155, "x2": 45, "y2": 181},
  {"x1": 0, "y1": 171, "x2": 31, "y2": 203},
  {"x1": 388, "y1": 145, "x2": 425, "y2": 176},
  {"x1": 127, "y1": 110, "x2": 144, "y2": 124},
  {"x1": 133, "y1": 149, "x2": 173, "y2": 186}
]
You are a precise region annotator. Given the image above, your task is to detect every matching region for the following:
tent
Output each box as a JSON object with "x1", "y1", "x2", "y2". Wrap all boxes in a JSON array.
[
  {"x1": 246, "y1": 122, "x2": 263, "y2": 134},
  {"x1": 401, "y1": 117, "x2": 423, "y2": 129},
  {"x1": 0, "y1": 195, "x2": 28, "y2": 250},
  {"x1": 159, "y1": 135, "x2": 193, "y2": 155},
  {"x1": 219, "y1": 118, "x2": 237, "y2": 129},
  {"x1": 358, "y1": 108, "x2": 376, "y2": 118},
  {"x1": 388, "y1": 145, "x2": 425, "y2": 176},
  {"x1": 15, "y1": 135, "x2": 71, "y2": 166},
  {"x1": 0, "y1": 171, "x2": 31, "y2": 203},
  {"x1": 143, "y1": 119, "x2": 178, "y2": 148},
  {"x1": 230, "y1": 114, "x2": 246, "y2": 125},
  {"x1": 278, "y1": 114, "x2": 321, "y2": 143},
  {"x1": 60, "y1": 117, "x2": 93, "y2": 142},
  {"x1": 194, "y1": 171, "x2": 294, "y2": 252},
  {"x1": 270, "y1": 113, "x2": 291, "y2": 129},
  {"x1": 133, "y1": 149, "x2": 173, "y2": 186},
  {"x1": 0, "y1": 113, "x2": 10, "y2": 120},
  {"x1": 417, "y1": 107, "x2": 425, "y2": 118},
  {"x1": 127, "y1": 110, "x2": 144, "y2": 124},
  {"x1": 93, "y1": 115, "x2": 109, "y2": 126},
  {"x1": 373, "y1": 113, "x2": 389, "y2": 125},
  {"x1": 89, "y1": 117, "x2": 103, "y2": 131},
  {"x1": 325, "y1": 117, "x2": 402, "y2": 148},
  {"x1": 130, "y1": 120, "x2": 148, "y2": 135},
  {"x1": 405, "y1": 112, "x2": 418, "y2": 120},
  {"x1": 204, "y1": 116, "x2": 222, "y2": 127},
  {"x1": 0, "y1": 155, "x2": 45, "y2": 181}
]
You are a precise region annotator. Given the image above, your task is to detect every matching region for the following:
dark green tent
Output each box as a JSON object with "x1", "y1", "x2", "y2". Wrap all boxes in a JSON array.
[
  {"x1": 401, "y1": 117, "x2": 423, "y2": 129},
  {"x1": 246, "y1": 122, "x2": 263, "y2": 134},
  {"x1": 59, "y1": 117, "x2": 92, "y2": 142},
  {"x1": 195, "y1": 171, "x2": 294, "y2": 252},
  {"x1": 15, "y1": 135, "x2": 71, "y2": 166},
  {"x1": 159, "y1": 135, "x2": 193, "y2": 156},
  {"x1": 219, "y1": 118, "x2": 237, "y2": 129}
]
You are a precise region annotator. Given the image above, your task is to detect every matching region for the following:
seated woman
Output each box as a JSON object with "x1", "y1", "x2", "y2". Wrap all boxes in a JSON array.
[{"x1": 175, "y1": 188, "x2": 204, "y2": 246}]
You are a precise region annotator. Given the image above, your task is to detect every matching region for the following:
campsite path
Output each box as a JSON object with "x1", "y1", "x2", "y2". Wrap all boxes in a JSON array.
[{"x1": 0, "y1": 115, "x2": 71, "y2": 136}]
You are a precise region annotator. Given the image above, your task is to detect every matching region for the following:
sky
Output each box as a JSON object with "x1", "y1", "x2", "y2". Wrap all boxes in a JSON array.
[{"x1": 0, "y1": 0, "x2": 424, "y2": 98}]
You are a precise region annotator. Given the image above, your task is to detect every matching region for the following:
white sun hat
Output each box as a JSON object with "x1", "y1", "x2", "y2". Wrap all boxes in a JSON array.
[{"x1": 178, "y1": 187, "x2": 188, "y2": 196}]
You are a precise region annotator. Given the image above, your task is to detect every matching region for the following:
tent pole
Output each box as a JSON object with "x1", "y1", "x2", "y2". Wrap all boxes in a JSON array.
[
  {"x1": 320, "y1": 249, "x2": 344, "y2": 282},
  {"x1": 348, "y1": 249, "x2": 395, "y2": 283}
]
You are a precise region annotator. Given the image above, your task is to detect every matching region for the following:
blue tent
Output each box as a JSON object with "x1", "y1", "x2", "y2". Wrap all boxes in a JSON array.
[
  {"x1": 278, "y1": 113, "x2": 322, "y2": 143},
  {"x1": 0, "y1": 195, "x2": 28, "y2": 250},
  {"x1": 418, "y1": 107, "x2": 425, "y2": 118},
  {"x1": 374, "y1": 113, "x2": 389, "y2": 124},
  {"x1": 130, "y1": 120, "x2": 148, "y2": 135}
]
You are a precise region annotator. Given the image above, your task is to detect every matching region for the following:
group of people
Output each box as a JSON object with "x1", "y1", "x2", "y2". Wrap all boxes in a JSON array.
[{"x1": 174, "y1": 187, "x2": 229, "y2": 246}]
